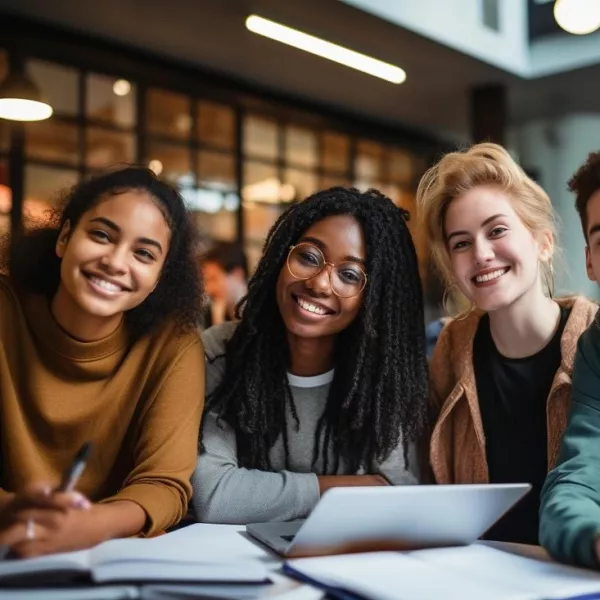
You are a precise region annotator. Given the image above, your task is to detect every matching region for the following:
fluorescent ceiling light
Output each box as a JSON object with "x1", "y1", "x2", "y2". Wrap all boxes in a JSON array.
[{"x1": 245, "y1": 15, "x2": 406, "y2": 84}]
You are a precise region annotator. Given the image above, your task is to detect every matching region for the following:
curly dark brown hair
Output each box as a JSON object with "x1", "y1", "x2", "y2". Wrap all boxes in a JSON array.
[
  {"x1": 1, "y1": 166, "x2": 203, "y2": 338},
  {"x1": 568, "y1": 151, "x2": 600, "y2": 240},
  {"x1": 208, "y1": 186, "x2": 430, "y2": 474}
]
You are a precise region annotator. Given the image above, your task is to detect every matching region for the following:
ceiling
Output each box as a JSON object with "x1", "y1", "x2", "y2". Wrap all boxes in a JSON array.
[{"x1": 0, "y1": 0, "x2": 599, "y2": 142}]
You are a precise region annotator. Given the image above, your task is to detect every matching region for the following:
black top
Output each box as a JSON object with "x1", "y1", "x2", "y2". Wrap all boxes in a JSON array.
[{"x1": 473, "y1": 306, "x2": 569, "y2": 544}]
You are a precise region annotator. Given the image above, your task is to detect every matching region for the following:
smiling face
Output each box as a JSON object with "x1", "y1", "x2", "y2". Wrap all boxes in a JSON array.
[
  {"x1": 276, "y1": 214, "x2": 366, "y2": 340},
  {"x1": 444, "y1": 186, "x2": 551, "y2": 313},
  {"x1": 52, "y1": 189, "x2": 171, "y2": 339}
]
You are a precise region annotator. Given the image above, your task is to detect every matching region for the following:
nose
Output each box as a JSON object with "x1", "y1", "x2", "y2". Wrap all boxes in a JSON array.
[
  {"x1": 304, "y1": 265, "x2": 334, "y2": 297},
  {"x1": 100, "y1": 245, "x2": 128, "y2": 274},
  {"x1": 473, "y1": 238, "x2": 495, "y2": 265}
]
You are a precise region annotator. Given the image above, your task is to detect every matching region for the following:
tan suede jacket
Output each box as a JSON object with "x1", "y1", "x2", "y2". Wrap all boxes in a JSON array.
[{"x1": 429, "y1": 296, "x2": 598, "y2": 484}]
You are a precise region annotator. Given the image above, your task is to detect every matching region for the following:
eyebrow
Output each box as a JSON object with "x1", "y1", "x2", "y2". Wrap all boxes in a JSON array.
[
  {"x1": 88, "y1": 217, "x2": 164, "y2": 254},
  {"x1": 299, "y1": 235, "x2": 366, "y2": 265},
  {"x1": 446, "y1": 213, "x2": 508, "y2": 242}
]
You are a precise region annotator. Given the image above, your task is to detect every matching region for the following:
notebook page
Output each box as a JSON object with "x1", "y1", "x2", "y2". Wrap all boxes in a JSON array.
[
  {"x1": 413, "y1": 544, "x2": 600, "y2": 599},
  {"x1": 91, "y1": 524, "x2": 272, "y2": 566},
  {"x1": 286, "y1": 551, "x2": 535, "y2": 600},
  {"x1": 0, "y1": 548, "x2": 91, "y2": 580}
]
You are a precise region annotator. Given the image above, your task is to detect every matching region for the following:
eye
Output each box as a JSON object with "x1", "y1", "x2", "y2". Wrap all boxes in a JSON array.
[
  {"x1": 337, "y1": 267, "x2": 363, "y2": 285},
  {"x1": 89, "y1": 229, "x2": 110, "y2": 243},
  {"x1": 297, "y1": 250, "x2": 321, "y2": 267},
  {"x1": 135, "y1": 248, "x2": 156, "y2": 262},
  {"x1": 451, "y1": 240, "x2": 470, "y2": 251},
  {"x1": 489, "y1": 226, "x2": 508, "y2": 238}
]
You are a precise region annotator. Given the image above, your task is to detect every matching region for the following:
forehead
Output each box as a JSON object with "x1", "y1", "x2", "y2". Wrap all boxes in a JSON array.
[
  {"x1": 586, "y1": 189, "x2": 600, "y2": 236},
  {"x1": 445, "y1": 186, "x2": 518, "y2": 231},
  {"x1": 84, "y1": 191, "x2": 171, "y2": 238},
  {"x1": 300, "y1": 214, "x2": 365, "y2": 257}
]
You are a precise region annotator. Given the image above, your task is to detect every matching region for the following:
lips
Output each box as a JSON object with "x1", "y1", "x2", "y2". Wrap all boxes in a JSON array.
[
  {"x1": 83, "y1": 271, "x2": 131, "y2": 294},
  {"x1": 292, "y1": 293, "x2": 335, "y2": 316},
  {"x1": 471, "y1": 267, "x2": 510, "y2": 286}
]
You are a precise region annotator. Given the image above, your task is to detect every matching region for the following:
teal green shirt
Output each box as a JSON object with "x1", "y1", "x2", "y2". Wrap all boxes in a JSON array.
[{"x1": 540, "y1": 320, "x2": 600, "y2": 567}]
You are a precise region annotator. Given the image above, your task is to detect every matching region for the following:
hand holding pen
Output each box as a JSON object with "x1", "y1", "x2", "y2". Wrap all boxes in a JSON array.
[{"x1": 0, "y1": 443, "x2": 93, "y2": 556}]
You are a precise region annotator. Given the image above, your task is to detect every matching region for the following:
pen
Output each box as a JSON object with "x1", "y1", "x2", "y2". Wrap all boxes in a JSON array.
[{"x1": 57, "y1": 442, "x2": 92, "y2": 492}]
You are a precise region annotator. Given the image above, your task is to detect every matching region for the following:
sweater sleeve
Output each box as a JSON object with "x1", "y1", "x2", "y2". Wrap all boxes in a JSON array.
[
  {"x1": 540, "y1": 325, "x2": 600, "y2": 568},
  {"x1": 100, "y1": 338, "x2": 205, "y2": 536},
  {"x1": 191, "y1": 411, "x2": 320, "y2": 524},
  {"x1": 377, "y1": 440, "x2": 419, "y2": 485}
]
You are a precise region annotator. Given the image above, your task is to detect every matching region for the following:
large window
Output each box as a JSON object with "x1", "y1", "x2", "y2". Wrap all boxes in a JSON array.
[{"x1": 4, "y1": 51, "x2": 432, "y2": 278}]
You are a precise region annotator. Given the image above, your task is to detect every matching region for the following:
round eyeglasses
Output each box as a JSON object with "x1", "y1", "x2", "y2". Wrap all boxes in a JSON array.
[{"x1": 286, "y1": 243, "x2": 367, "y2": 298}]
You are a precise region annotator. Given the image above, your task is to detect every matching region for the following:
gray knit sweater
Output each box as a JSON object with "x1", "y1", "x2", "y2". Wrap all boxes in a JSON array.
[{"x1": 191, "y1": 322, "x2": 418, "y2": 524}]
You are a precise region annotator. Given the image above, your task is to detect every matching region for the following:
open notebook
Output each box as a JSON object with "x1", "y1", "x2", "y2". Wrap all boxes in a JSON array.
[
  {"x1": 284, "y1": 543, "x2": 600, "y2": 600},
  {"x1": 0, "y1": 524, "x2": 269, "y2": 586}
]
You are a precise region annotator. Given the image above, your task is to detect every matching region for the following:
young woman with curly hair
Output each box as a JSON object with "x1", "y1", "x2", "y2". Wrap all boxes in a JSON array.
[{"x1": 0, "y1": 166, "x2": 205, "y2": 557}]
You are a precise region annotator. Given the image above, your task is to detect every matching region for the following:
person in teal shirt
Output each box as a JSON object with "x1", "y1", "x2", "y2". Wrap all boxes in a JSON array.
[{"x1": 540, "y1": 151, "x2": 600, "y2": 567}]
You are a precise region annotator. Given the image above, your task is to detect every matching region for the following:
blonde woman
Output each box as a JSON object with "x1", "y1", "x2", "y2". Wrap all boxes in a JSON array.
[{"x1": 417, "y1": 143, "x2": 597, "y2": 545}]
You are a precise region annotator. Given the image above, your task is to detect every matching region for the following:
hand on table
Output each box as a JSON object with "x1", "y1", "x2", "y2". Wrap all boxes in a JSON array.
[{"x1": 0, "y1": 482, "x2": 106, "y2": 558}]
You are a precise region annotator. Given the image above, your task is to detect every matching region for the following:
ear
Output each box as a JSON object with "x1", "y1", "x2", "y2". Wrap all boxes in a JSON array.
[
  {"x1": 538, "y1": 229, "x2": 554, "y2": 263},
  {"x1": 585, "y1": 246, "x2": 596, "y2": 282},
  {"x1": 55, "y1": 220, "x2": 72, "y2": 259}
]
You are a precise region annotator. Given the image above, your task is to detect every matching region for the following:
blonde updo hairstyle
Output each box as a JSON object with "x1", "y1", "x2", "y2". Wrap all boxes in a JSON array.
[{"x1": 416, "y1": 143, "x2": 557, "y2": 314}]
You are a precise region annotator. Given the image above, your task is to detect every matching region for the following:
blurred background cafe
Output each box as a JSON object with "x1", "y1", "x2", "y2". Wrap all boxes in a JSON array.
[{"x1": 1, "y1": 0, "x2": 600, "y2": 317}]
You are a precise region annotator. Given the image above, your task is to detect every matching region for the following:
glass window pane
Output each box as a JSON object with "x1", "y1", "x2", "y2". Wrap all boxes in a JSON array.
[
  {"x1": 388, "y1": 149, "x2": 414, "y2": 185},
  {"x1": 284, "y1": 168, "x2": 318, "y2": 202},
  {"x1": 355, "y1": 140, "x2": 383, "y2": 185},
  {"x1": 197, "y1": 101, "x2": 235, "y2": 150},
  {"x1": 87, "y1": 74, "x2": 136, "y2": 128},
  {"x1": 322, "y1": 131, "x2": 349, "y2": 174},
  {"x1": 86, "y1": 128, "x2": 135, "y2": 169},
  {"x1": 285, "y1": 126, "x2": 317, "y2": 168},
  {"x1": 243, "y1": 161, "x2": 282, "y2": 203},
  {"x1": 243, "y1": 115, "x2": 278, "y2": 160},
  {"x1": 198, "y1": 151, "x2": 236, "y2": 192},
  {"x1": 26, "y1": 121, "x2": 79, "y2": 165},
  {"x1": 147, "y1": 89, "x2": 191, "y2": 140},
  {"x1": 146, "y1": 142, "x2": 192, "y2": 187},
  {"x1": 27, "y1": 60, "x2": 78, "y2": 115},
  {"x1": 24, "y1": 165, "x2": 78, "y2": 227}
]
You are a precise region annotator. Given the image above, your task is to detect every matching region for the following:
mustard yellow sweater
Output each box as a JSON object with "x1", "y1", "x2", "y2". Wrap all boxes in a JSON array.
[{"x1": 0, "y1": 275, "x2": 205, "y2": 535}]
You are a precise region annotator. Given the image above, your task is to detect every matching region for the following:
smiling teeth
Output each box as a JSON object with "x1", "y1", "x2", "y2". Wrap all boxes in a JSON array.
[
  {"x1": 90, "y1": 276, "x2": 122, "y2": 292},
  {"x1": 297, "y1": 297, "x2": 327, "y2": 315},
  {"x1": 475, "y1": 269, "x2": 507, "y2": 283}
]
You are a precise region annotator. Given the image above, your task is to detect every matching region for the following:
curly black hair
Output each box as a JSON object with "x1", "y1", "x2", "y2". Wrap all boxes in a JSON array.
[
  {"x1": 209, "y1": 186, "x2": 429, "y2": 473},
  {"x1": 568, "y1": 151, "x2": 600, "y2": 240},
  {"x1": 1, "y1": 166, "x2": 203, "y2": 338}
]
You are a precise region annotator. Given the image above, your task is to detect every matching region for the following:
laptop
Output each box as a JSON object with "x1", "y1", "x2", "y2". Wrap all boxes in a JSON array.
[{"x1": 246, "y1": 483, "x2": 531, "y2": 557}]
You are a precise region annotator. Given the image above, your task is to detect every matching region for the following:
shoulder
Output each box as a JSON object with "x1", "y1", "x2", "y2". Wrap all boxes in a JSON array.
[
  {"x1": 433, "y1": 310, "x2": 482, "y2": 360},
  {"x1": 560, "y1": 295, "x2": 598, "y2": 329},
  {"x1": 136, "y1": 320, "x2": 204, "y2": 368},
  {"x1": 201, "y1": 321, "x2": 239, "y2": 362}
]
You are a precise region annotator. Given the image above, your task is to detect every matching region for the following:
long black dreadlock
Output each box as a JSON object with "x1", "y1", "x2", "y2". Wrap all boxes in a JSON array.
[{"x1": 208, "y1": 187, "x2": 429, "y2": 474}]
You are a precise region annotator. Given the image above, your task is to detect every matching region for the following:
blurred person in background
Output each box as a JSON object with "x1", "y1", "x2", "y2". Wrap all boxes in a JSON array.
[
  {"x1": 417, "y1": 143, "x2": 596, "y2": 545},
  {"x1": 200, "y1": 241, "x2": 247, "y2": 328}
]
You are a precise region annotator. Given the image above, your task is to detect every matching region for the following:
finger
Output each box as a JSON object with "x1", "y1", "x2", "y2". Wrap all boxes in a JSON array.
[
  {"x1": 0, "y1": 519, "x2": 48, "y2": 548},
  {"x1": 12, "y1": 508, "x2": 66, "y2": 531},
  {"x1": 14, "y1": 491, "x2": 89, "y2": 512}
]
